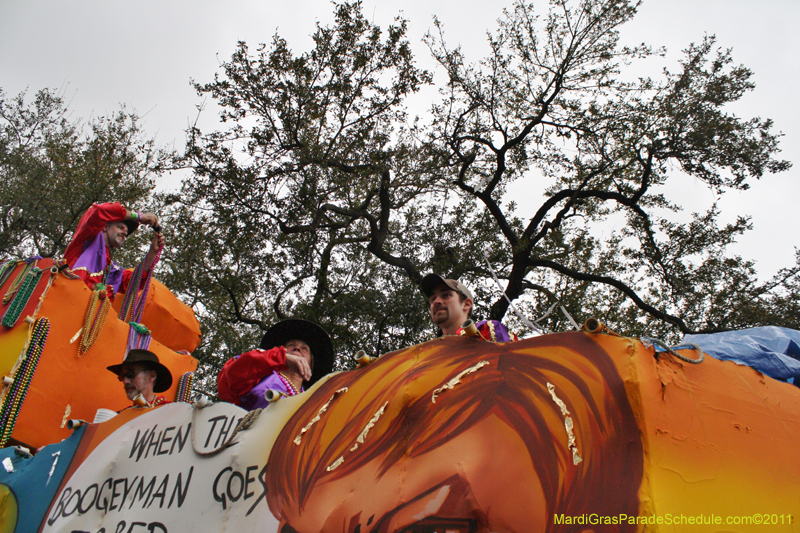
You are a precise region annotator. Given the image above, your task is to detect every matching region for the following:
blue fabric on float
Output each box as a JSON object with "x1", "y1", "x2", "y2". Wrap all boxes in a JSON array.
[
  {"x1": 0, "y1": 425, "x2": 86, "y2": 533},
  {"x1": 683, "y1": 326, "x2": 800, "y2": 384}
]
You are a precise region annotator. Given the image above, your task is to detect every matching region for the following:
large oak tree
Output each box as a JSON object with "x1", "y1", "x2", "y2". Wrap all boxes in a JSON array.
[{"x1": 171, "y1": 0, "x2": 794, "y2": 388}]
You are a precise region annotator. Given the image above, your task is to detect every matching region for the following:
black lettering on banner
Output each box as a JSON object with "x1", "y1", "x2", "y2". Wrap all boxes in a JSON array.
[
  {"x1": 157, "y1": 427, "x2": 175, "y2": 455},
  {"x1": 130, "y1": 476, "x2": 156, "y2": 509},
  {"x1": 146, "y1": 477, "x2": 169, "y2": 509},
  {"x1": 212, "y1": 463, "x2": 268, "y2": 516},
  {"x1": 168, "y1": 467, "x2": 193, "y2": 508},
  {"x1": 204, "y1": 416, "x2": 226, "y2": 448},
  {"x1": 246, "y1": 464, "x2": 269, "y2": 517},
  {"x1": 70, "y1": 524, "x2": 162, "y2": 533},
  {"x1": 244, "y1": 466, "x2": 257, "y2": 500},
  {"x1": 130, "y1": 427, "x2": 156, "y2": 461},
  {"x1": 227, "y1": 470, "x2": 244, "y2": 503},
  {"x1": 47, "y1": 488, "x2": 70, "y2": 525},
  {"x1": 77, "y1": 484, "x2": 99, "y2": 514},
  {"x1": 203, "y1": 415, "x2": 242, "y2": 449},
  {"x1": 214, "y1": 416, "x2": 237, "y2": 448},
  {"x1": 109, "y1": 478, "x2": 127, "y2": 511},
  {"x1": 97, "y1": 478, "x2": 113, "y2": 511},
  {"x1": 171, "y1": 424, "x2": 189, "y2": 454},
  {"x1": 45, "y1": 468, "x2": 194, "y2": 528},
  {"x1": 145, "y1": 428, "x2": 162, "y2": 458},
  {"x1": 212, "y1": 467, "x2": 232, "y2": 509},
  {"x1": 65, "y1": 489, "x2": 81, "y2": 517},
  {"x1": 129, "y1": 424, "x2": 191, "y2": 461}
]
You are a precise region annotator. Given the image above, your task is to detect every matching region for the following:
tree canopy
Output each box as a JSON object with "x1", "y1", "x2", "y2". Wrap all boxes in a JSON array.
[
  {"x1": 0, "y1": 87, "x2": 170, "y2": 264},
  {"x1": 3, "y1": 0, "x2": 796, "y2": 395},
  {"x1": 171, "y1": 0, "x2": 796, "y2": 387}
]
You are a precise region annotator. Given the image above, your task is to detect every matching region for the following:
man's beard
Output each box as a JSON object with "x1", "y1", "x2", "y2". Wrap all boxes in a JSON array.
[{"x1": 432, "y1": 308, "x2": 449, "y2": 325}]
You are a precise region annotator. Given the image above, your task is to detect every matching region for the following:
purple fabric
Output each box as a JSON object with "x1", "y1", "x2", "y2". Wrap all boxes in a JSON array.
[
  {"x1": 475, "y1": 320, "x2": 516, "y2": 342},
  {"x1": 71, "y1": 232, "x2": 124, "y2": 292},
  {"x1": 240, "y1": 370, "x2": 303, "y2": 411}
]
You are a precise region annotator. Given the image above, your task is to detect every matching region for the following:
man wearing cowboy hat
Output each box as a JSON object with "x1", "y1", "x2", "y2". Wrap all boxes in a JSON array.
[
  {"x1": 422, "y1": 273, "x2": 517, "y2": 341},
  {"x1": 64, "y1": 202, "x2": 164, "y2": 299},
  {"x1": 217, "y1": 319, "x2": 334, "y2": 411},
  {"x1": 107, "y1": 349, "x2": 173, "y2": 408}
]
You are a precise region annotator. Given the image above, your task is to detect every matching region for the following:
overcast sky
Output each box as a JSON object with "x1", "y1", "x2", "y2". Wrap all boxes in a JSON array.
[{"x1": 2, "y1": 0, "x2": 798, "y2": 280}]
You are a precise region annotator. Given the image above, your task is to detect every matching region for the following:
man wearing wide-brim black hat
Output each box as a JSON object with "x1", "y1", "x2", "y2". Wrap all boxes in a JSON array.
[
  {"x1": 217, "y1": 319, "x2": 334, "y2": 411},
  {"x1": 107, "y1": 349, "x2": 173, "y2": 408}
]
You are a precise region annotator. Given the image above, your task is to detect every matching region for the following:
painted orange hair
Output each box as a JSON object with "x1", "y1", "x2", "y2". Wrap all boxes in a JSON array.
[{"x1": 267, "y1": 332, "x2": 643, "y2": 532}]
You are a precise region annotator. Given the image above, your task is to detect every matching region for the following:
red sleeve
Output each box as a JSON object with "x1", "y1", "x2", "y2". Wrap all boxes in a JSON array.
[
  {"x1": 217, "y1": 347, "x2": 287, "y2": 404},
  {"x1": 64, "y1": 203, "x2": 128, "y2": 266}
]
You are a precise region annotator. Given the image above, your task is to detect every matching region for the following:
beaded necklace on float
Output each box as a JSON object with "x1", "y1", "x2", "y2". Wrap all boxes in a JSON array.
[
  {"x1": 1, "y1": 266, "x2": 43, "y2": 328},
  {"x1": 0, "y1": 317, "x2": 50, "y2": 447},
  {"x1": 79, "y1": 283, "x2": 112, "y2": 356},
  {"x1": 277, "y1": 372, "x2": 302, "y2": 396},
  {"x1": 175, "y1": 372, "x2": 195, "y2": 403},
  {"x1": 2, "y1": 258, "x2": 35, "y2": 305},
  {"x1": 0, "y1": 260, "x2": 22, "y2": 291},
  {"x1": 119, "y1": 243, "x2": 163, "y2": 352}
]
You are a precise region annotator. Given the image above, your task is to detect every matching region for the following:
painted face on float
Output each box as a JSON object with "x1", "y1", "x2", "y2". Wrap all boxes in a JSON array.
[{"x1": 265, "y1": 337, "x2": 644, "y2": 533}]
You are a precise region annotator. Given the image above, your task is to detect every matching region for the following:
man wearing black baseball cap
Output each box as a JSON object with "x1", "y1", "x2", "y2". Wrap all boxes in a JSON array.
[
  {"x1": 107, "y1": 349, "x2": 173, "y2": 408},
  {"x1": 217, "y1": 319, "x2": 334, "y2": 411}
]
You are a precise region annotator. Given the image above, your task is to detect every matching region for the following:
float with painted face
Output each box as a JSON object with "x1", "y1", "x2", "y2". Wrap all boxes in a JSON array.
[
  {"x1": 1, "y1": 313, "x2": 799, "y2": 533},
  {"x1": 1, "y1": 256, "x2": 800, "y2": 532}
]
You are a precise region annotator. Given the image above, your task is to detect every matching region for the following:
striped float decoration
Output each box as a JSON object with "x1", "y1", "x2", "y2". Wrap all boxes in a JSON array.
[{"x1": 175, "y1": 372, "x2": 195, "y2": 403}]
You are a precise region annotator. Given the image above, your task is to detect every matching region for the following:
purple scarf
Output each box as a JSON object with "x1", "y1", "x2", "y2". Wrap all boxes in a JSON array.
[{"x1": 71, "y1": 232, "x2": 124, "y2": 292}]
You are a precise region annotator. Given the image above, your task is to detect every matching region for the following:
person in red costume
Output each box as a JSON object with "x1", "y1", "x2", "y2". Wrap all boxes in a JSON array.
[
  {"x1": 63, "y1": 202, "x2": 163, "y2": 298},
  {"x1": 217, "y1": 319, "x2": 334, "y2": 411}
]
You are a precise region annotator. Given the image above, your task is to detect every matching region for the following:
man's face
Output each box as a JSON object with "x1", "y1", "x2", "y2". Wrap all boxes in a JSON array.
[
  {"x1": 103, "y1": 221, "x2": 128, "y2": 249},
  {"x1": 117, "y1": 364, "x2": 155, "y2": 401},
  {"x1": 284, "y1": 339, "x2": 312, "y2": 364},
  {"x1": 429, "y1": 284, "x2": 472, "y2": 333}
]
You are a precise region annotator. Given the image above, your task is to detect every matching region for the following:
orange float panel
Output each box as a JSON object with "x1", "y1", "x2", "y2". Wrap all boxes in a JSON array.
[
  {"x1": 0, "y1": 261, "x2": 55, "y2": 379},
  {"x1": 112, "y1": 278, "x2": 201, "y2": 354},
  {"x1": 0, "y1": 259, "x2": 198, "y2": 449}
]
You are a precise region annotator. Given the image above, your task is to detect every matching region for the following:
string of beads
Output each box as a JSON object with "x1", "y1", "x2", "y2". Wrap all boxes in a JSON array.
[
  {"x1": 176, "y1": 372, "x2": 195, "y2": 403},
  {"x1": 79, "y1": 286, "x2": 111, "y2": 356},
  {"x1": 2, "y1": 258, "x2": 38, "y2": 305},
  {"x1": 2, "y1": 267, "x2": 44, "y2": 328},
  {"x1": 0, "y1": 260, "x2": 22, "y2": 290},
  {"x1": 277, "y1": 371, "x2": 301, "y2": 395},
  {"x1": 0, "y1": 317, "x2": 50, "y2": 446}
]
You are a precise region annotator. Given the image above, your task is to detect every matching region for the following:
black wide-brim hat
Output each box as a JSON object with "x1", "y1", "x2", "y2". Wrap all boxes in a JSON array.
[
  {"x1": 121, "y1": 219, "x2": 140, "y2": 235},
  {"x1": 260, "y1": 319, "x2": 334, "y2": 387},
  {"x1": 107, "y1": 349, "x2": 173, "y2": 393}
]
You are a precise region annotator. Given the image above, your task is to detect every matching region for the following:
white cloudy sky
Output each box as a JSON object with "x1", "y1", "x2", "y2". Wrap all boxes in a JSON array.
[{"x1": 2, "y1": 0, "x2": 798, "y2": 280}]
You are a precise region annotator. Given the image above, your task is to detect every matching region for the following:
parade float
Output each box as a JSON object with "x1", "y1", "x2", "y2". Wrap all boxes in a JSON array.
[{"x1": 0, "y1": 257, "x2": 798, "y2": 532}]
